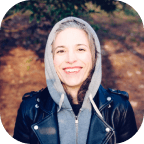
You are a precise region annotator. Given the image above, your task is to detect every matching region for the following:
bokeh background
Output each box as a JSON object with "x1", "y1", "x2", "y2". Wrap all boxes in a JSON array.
[{"x1": 0, "y1": 0, "x2": 144, "y2": 137}]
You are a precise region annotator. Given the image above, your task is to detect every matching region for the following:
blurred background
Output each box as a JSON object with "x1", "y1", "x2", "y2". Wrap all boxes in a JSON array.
[{"x1": 0, "y1": 0, "x2": 144, "y2": 136}]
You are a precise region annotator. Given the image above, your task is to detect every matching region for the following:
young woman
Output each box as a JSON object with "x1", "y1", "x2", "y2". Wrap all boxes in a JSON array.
[{"x1": 13, "y1": 17, "x2": 137, "y2": 144}]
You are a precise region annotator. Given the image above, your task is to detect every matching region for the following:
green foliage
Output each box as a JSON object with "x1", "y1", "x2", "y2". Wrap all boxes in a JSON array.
[
  {"x1": 29, "y1": 13, "x2": 34, "y2": 23},
  {"x1": 26, "y1": 58, "x2": 33, "y2": 63},
  {"x1": 91, "y1": 24, "x2": 100, "y2": 31},
  {"x1": 91, "y1": 0, "x2": 117, "y2": 13},
  {"x1": 124, "y1": 8, "x2": 138, "y2": 16},
  {"x1": 130, "y1": 37, "x2": 137, "y2": 42},
  {"x1": 140, "y1": 68, "x2": 143, "y2": 72},
  {"x1": 3, "y1": 0, "x2": 132, "y2": 25},
  {"x1": 27, "y1": 66, "x2": 30, "y2": 71},
  {"x1": 3, "y1": 0, "x2": 118, "y2": 25},
  {"x1": 115, "y1": 8, "x2": 121, "y2": 12},
  {"x1": 138, "y1": 18, "x2": 142, "y2": 24},
  {"x1": 103, "y1": 29, "x2": 109, "y2": 33}
]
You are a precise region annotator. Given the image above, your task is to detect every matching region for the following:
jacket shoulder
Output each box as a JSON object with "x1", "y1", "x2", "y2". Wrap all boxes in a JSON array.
[
  {"x1": 17, "y1": 88, "x2": 47, "y2": 122},
  {"x1": 19, "y1": 88, "x2": 45, "y2": 115},
  {"x1": 107, "y1": 88, "x2": 129, "y2": 100},
  {"x1": 22, "y1": 88, "x2": 44, "y2": 101}
]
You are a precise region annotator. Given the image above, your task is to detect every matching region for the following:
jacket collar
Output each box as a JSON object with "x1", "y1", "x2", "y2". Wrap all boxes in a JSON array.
[
  {"x1": 97, "y1": 85, "x2": 113, "y2": 112},
  {"x1": 38, "y1": 87, "x2": 57, "y2": 114}
]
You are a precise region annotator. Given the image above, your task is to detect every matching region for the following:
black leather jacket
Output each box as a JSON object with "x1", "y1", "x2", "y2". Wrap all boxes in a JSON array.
[{"x1": 13, "y1": 85, "x2": 137, "y2": 144}]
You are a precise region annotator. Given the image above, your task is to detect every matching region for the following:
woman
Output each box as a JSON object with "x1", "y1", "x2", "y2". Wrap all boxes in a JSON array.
[{"x1": 13, "y1": 17, "x2": 137, "y2": 144}]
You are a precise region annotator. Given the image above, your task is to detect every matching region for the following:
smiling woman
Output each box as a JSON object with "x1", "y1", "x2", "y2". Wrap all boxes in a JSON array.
[{"x1": 13, "y1": 17, "x2": 137, "y2": 144}]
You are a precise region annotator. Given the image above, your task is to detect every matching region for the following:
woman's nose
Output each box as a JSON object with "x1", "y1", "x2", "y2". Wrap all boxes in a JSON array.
[{"x1": 66, "y1": 51, "x2": 77, "y2": 64}]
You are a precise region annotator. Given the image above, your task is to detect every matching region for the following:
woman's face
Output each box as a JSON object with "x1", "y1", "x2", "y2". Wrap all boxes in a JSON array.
[{"x1": 53, "y1": 28, "x2": 92, "y2": 90}]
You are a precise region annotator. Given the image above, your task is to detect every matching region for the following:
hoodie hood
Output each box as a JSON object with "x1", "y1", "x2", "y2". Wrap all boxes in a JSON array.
[
  {"x1": 44, "y1": 17, "x2": 102, "y2": 144},
  {"x1": 44, "y1": 16, "x2": 101, "y2": 110}
]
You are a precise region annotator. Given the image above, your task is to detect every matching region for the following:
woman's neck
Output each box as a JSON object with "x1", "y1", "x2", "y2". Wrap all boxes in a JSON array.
[
  {"x1": 64, "y1": 85, "x2": 80, "y2": 104},
  {"x1": 68, "y1": 87, "x2": 79, "y2": 104}
]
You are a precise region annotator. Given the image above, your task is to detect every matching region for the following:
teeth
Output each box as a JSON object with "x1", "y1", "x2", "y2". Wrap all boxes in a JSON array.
[{"x1": 65, "y1": 68, "x2": 80, "y2": 72}]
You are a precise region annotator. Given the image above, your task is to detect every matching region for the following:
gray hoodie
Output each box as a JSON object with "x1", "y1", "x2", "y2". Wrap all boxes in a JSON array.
[{"x1": 44, "y1": 17, "x2": 102, "y2": 144}]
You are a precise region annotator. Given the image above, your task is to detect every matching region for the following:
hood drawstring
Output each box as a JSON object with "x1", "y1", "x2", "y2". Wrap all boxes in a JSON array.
[
  {"x1": 57, "y1": 93, "x2": 102, "y2": 118},
  {"x1": 89, "y1": 94, "x2": 103, "y2": 118},
  {"x1": 57, "y1": 93, "x2": 65, "y2": 112}
]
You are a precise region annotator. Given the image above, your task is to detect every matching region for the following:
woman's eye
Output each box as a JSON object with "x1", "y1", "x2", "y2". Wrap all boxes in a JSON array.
[
  {"x1": 56, "y1": 50, "x2": 65, "y2": 53},
  {"x1": 78, "y1": 48, "x2": 85, "y2": 51}
]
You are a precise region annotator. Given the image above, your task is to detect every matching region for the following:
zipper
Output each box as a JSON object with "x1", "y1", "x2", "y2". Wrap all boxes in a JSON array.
[
  {"x1": 71, "y1": 109, "x2": 82, "y2": 144},
  {"x1": 75, "y1": 116, "x2": 78, "y2": 144}
]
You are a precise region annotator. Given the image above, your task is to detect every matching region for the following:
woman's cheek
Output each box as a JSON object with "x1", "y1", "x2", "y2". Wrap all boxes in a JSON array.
[
  {"x1": 79, "y1": 52, "x2": 92, "y2": 62},
  {"x1": 53, "y1": 55, "x2": 60, "y2": 65},
  {"x1": 53, "y1": 56, "x2": 64, "y2": 66},
  {"x1": 53, "y1": 60, "x2": 58, "y2": 66},
  {"x1": 87, "y1": 52, "x2": 92, "y2": 61},
  {"x1": 53, "y1": 61, "x2": 60, "y2": 69}
]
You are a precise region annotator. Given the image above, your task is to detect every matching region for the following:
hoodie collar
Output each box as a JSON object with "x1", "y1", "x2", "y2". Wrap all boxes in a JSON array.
[{"x1": 38, "y1": 85, "x2": 113, "y2": 114}]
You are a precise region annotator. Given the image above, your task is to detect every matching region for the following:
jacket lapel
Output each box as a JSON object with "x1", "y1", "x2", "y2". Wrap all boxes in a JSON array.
[
  {"x1": 31, "y1": 87, "x2": 60, "y2": 144},
  {"x1": 31, "y1": 113, "x2": 60, "y2": 144},
  {"x1": 87, "y1": 113, "x2": 114, "y2": 144},
  {"x1": 87, "y1": 85, "x2": 115, "y2": 144}
]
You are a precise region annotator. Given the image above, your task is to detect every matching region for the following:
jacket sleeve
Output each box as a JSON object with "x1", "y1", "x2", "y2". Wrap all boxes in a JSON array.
[
  {"x1": 13, "y1": 100, "x2": 31, "y2": 143},
  {"x1": 116, "y1": 100, "x2": 137, "y2": 143}
]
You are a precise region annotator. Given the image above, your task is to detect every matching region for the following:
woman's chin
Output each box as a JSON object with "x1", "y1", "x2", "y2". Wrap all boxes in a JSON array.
[{"x1": 64, "y1": 80, "x2": 83, "y2": 88}]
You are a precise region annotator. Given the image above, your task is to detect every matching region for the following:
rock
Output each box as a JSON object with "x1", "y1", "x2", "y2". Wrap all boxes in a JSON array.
[
  {"x1": 19, "y1": 80, "x2": 23, "y2": 84},
  {"x1": 136, "y1": 71, "x2": 141, "y2": 75},
  {"x1": 127, "y1": 71, "x2": 133, "y2": 77},
  {"x1": 139, "y1": 85, "x2": 144, "y2": 89},
  {"x1": 11, "y1": 80, "x2": 15, "y2": 84}
]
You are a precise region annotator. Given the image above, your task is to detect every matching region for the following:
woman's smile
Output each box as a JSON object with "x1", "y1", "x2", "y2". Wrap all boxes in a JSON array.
[{"x1": 63, "y1": 66, "x2": 82, "y2": 74}]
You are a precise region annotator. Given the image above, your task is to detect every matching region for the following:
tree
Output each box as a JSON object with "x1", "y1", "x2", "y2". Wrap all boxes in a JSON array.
[{"x1": 3, "y1": 0, "x2": 117, "y2": 25}]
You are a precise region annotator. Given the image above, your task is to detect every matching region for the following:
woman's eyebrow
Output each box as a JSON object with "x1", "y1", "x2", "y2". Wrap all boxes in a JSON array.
[
  {"x1": 76, "y1": 44, "x2": 88, "y2": 48},
  {"x1": 53, "y1": 44, "x2": 88, "y2": 51},
  {"x1": 53, "y1": 45, "x2": 65, "y2": 51}
]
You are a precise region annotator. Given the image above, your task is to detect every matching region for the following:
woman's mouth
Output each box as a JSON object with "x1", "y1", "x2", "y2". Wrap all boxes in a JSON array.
[{"x1": 63, "y1": 67, "x2": 82, "y2": 74}]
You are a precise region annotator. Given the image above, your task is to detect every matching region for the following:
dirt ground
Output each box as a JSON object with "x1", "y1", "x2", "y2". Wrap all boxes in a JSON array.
[{"x1": 0, "y1": 10, "x2": 144, "y2": 137}]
